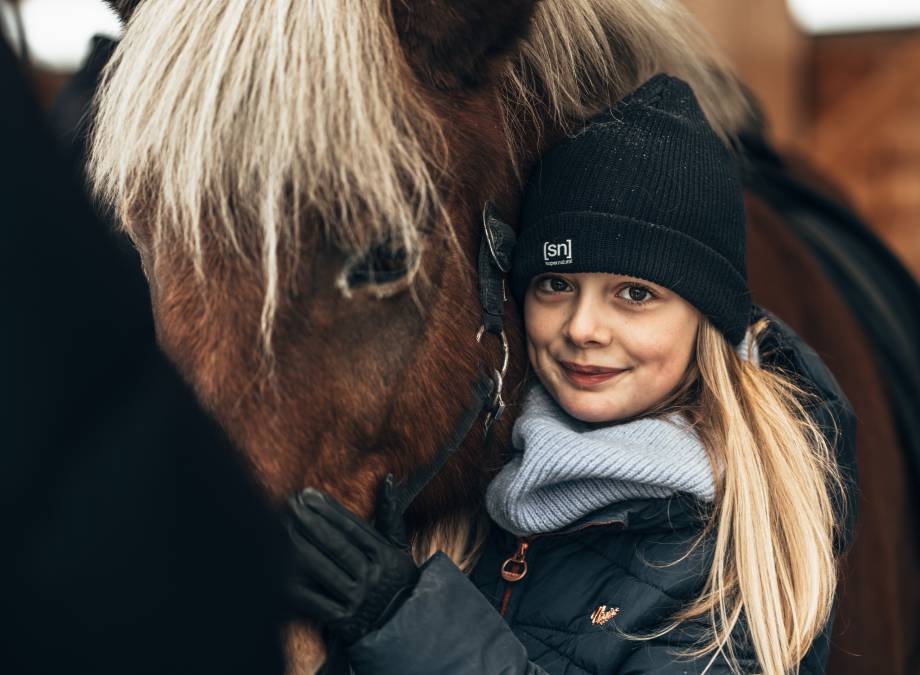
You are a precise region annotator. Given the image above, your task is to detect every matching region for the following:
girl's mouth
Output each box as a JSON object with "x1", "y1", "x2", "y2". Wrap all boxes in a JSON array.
[{"x1": 559, "y1": 361, "x2": 628, "y2": 387}]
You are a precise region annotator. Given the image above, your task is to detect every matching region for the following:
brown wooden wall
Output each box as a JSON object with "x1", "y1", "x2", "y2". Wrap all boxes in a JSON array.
[{"x1": 685, "y1": 0, "x2": 920, "y2": 277}]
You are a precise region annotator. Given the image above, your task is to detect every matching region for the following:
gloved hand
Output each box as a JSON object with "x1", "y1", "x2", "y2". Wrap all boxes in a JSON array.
[{"x1": 284, "y1": 475, "x2": 420, "y2": 645}]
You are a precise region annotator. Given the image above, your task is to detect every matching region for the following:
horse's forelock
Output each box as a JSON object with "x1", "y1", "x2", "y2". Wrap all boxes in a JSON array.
[{"x1": 90, "y1": 0, "x2": 448, "y2": 348}]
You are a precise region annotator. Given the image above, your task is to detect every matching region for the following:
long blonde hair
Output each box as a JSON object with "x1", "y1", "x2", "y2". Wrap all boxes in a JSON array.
[{"x1": 627, "y1": 317, "x2": 848, "y2": 675}]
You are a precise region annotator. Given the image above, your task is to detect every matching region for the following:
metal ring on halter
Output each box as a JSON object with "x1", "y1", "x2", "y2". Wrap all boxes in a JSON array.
[{"x1": 476, "y1": 326, "x2": 509, "y2": 431}]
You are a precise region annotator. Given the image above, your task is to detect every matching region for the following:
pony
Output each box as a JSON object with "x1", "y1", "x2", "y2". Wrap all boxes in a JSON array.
[{"x1": 91, "y1": 1, "x2": 919, "y2": 673}]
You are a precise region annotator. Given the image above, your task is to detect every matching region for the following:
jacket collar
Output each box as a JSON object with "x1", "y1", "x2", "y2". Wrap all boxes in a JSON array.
[{"x1": 558, "y1": 492, "x2": 714, "y2": 535}]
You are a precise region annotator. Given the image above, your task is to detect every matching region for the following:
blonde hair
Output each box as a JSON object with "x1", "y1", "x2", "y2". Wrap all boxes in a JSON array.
[
  {"x1": 411, "y1": 509, "x2": 490, "y2": 575},
  {"x1": 624, "y1": 318, "x2": 848, "y2": 675},
  {"x1": 89, "y1": 0, "x2": 750, "y2": 351},
  {"x1": 90, "y1": 0, "x2": 448, "y2": 349}
]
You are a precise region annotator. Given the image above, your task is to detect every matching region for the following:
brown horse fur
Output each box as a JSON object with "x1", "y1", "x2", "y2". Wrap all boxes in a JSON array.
[
  {"x1": 142, "y1": 45, "x2": 528, "y2": 508},
  {"x1": 391, "y1": 0, "x2": 539, "y2": 90},
  {"x1": 92, "y1": 1, "x2": 917, "y2": 674}
]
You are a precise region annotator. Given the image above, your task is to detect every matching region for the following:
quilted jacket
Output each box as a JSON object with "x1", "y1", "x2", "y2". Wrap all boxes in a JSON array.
[{"x1": 347, "y1": 310, "x2": 858, "y2": 674}]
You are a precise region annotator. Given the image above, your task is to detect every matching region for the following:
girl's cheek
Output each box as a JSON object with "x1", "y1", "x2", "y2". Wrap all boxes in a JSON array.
[
  {"x1": 525, "y1": 302, "x2": 562, "y2": 347},
  {"x1": 524, "y1": 319, "x2": 548, "y2": 352},
  {"x1": 638, "y1": 312, "x2": 696, "y2": 360},
  {"x1": 623, "y1": 324, "x2": 670, "y2": 361}
]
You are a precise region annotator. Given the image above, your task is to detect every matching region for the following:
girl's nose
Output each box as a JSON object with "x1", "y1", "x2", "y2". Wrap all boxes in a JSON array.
[{"x1": 563, "y1": 294, "x2": 611, "y2": 347}]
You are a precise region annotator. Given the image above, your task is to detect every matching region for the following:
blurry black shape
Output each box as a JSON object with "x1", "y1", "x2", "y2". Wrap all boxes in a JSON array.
[
  {"x1": 48, "y1": 36, "x2": 117, "y2": 151},
  {"x1": 1, "y1": 33, "x2": 287, "y2": 675},
  {"x1": 47, "y1": 36, "x2": 147, "y2": 320}
]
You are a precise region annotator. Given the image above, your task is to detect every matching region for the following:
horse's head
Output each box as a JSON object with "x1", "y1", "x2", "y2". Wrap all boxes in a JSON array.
[{"x1": 93, "y1": 0, "x2": 750, "y2": 534}]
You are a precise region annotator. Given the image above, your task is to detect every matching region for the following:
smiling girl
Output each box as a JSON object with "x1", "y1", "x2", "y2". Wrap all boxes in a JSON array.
[
  {"x1": 524, "y1": 272, "x2": 701, "y2": 424},
  {"x1": 285, "y1": 74, "x2": 856, "y2": 674}
]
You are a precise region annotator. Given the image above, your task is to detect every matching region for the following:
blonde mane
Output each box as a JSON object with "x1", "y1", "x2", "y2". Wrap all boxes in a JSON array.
[
  {"x1": 90, "y1": 0, "x2": 448, "y2": 346},
  {"x1": 501, "y1": 0, "x2": 749, "y2": 154},
  {"x1": 90, "y1": 0, "x2": 749, "y2": 346}
]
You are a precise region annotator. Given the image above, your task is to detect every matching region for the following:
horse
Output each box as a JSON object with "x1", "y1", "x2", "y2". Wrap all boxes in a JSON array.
[{"x1": 91, "y1": 1, "x2": 919, "y2": 673}]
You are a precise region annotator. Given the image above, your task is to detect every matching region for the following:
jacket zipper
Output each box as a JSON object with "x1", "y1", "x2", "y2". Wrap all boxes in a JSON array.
[{"x1": 498, "y1": 519, "x2": 625, "y2": 618}]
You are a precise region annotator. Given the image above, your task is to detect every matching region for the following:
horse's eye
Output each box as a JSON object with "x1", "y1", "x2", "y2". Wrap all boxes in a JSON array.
[{"x1": 345, "y1": 241, "x2": 414, "y2": 289}]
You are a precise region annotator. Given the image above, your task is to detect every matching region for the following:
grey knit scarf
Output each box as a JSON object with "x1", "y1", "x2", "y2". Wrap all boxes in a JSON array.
[{"x1": 486, "y1": 329, "x2": 759, "y2": 536}]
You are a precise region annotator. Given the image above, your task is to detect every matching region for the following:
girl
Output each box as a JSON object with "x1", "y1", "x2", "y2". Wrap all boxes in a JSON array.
[{"x1": 285, "y1": 74, "x2": 856, "y2": 674}]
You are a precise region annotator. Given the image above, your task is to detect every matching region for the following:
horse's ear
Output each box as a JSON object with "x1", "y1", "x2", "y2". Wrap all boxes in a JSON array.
[
  {"x1": 104, "y1": 0, "x2": 143, "y2": 23},
  {"x1": 392, "y1": 0, "x2": 538, "y2": 90}
]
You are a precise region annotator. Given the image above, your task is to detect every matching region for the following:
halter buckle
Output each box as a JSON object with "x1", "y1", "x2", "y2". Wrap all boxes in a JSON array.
[{"x1": 476, "y1": 326, "x2": 509, "y2": 433}]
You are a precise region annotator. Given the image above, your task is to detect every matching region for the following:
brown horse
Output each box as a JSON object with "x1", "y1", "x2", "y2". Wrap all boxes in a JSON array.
[{"x1": 93, "y1": 1, "x2": 918, "y2": 673}]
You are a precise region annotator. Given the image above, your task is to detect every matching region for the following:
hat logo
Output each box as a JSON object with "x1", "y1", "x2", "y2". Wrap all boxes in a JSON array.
[{"x1": 543, "y1": 239, "x2": 573, "y2": 266}]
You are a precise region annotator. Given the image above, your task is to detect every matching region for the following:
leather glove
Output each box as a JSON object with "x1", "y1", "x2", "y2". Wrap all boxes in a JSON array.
[{"x1": 284, "y1": 475, "x2": 420, "y2": 645}]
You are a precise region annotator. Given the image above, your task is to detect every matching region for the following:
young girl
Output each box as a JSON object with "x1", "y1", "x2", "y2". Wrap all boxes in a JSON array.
[{"x1": 285, "y1": 74, "x2": 856, "y2": 674}]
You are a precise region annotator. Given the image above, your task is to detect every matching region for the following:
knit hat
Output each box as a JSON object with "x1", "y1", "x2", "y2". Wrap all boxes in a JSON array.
[{"x1": 511, "y1": 73, "x2": 751, "y2": 345}]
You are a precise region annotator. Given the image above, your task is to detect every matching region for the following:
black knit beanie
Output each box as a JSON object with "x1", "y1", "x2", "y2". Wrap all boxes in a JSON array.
[{"x1": 511, "y1": 73, "x2": 751, "y2": 345}]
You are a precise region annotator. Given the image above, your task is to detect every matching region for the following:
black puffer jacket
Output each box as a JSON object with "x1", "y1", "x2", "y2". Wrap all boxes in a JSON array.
[{"x1": 347, "y1": 310, "x2": 858, "y2": 674}]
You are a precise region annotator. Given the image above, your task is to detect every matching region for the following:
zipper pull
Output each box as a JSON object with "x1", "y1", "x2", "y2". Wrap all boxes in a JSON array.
[{"x1": 501, "y1": 538, "x2": 529, "y2": 582}]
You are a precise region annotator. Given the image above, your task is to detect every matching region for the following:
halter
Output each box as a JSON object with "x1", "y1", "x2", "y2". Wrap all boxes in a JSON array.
[{"x1": 393, "y1": 202, "x2": 516, "y2": 514}]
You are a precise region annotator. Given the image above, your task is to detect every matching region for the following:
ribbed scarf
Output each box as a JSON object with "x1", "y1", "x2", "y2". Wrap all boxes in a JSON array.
[{"x1": 486, "y1": 329, "x2": 759, "y2": 536}]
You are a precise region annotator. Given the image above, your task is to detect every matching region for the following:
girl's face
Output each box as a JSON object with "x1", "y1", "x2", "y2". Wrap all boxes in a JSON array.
[{"x1": 524, "y1": 272, "x2": 700, "y2": 423}]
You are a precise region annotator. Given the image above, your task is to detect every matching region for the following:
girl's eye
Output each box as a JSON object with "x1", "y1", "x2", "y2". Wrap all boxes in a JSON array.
[
  {"x1": 617, "y1": 284, "x2": 655, "y2": 305},
  {"x1": 535, "y1": 276, "x2": 574, "y2": 294}
]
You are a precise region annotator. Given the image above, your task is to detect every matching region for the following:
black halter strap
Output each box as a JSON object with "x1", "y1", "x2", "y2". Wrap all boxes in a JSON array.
[
  {"x1": 393, "y1": 372, "x2": 496, "y2": 514},
  {"x1": 394, "y1": 202, "x2": 516, "y2": 514},
  {"x1": 478, "y1": 202, "x2": 514, "y2": 335}
]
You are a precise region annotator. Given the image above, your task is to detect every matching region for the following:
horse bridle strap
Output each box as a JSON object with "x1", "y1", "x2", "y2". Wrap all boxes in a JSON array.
[
  {"x1": 477, "y1": 202, "x2": 515, "y2": 430},
  {"x1": 394, "y1": 202, "x2": 515, "y2": 515},
  {"x1": 393, "y1": 372, "x2": 497, "y2": 514},
  {"x1": 478, "y1": 202, "x2": 514, "y2": 335}
]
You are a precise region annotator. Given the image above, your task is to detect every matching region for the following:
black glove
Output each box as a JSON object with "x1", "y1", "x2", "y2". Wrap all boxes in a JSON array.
[{"x1": 284, "y1": 475, "x2": 420, "y2": 645}]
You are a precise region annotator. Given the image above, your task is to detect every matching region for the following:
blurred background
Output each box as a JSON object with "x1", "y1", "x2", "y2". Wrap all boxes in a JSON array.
[
  {"x1": 685, "y1": 0, "x2": 920, "y2": 279},
  {"x1": 2, "y1": 2, "x2": 918, "y2": 673},
  {"x1": 0, "y1": 0, "x2": 119, "y2": 103},
  {"x1": 2, "y1": 0, "x2": 918, "y2": 278}
]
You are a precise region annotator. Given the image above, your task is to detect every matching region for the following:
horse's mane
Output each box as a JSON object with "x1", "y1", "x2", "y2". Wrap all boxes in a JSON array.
[
  {"x1": 90, "y1": 0, "x2": 749, "y2": 347},
  {"x1": 500, "y1": 0, "x2": 750, "y2": 159}
]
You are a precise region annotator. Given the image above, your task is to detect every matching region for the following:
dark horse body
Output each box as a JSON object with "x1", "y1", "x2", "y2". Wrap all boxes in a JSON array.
[{"x1": 94, "y1": 1, "x2": 919, "y2": 673}]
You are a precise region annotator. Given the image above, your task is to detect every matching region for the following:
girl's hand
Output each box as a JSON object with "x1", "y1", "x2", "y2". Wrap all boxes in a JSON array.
[{"x1": 284, "y1": 475, "x2": 420, "y2": 645}]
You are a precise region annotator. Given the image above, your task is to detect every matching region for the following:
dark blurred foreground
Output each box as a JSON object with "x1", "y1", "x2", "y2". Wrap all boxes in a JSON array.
[{"x1": 1, "y1": 35, "x2": 287, "y2": 675}]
